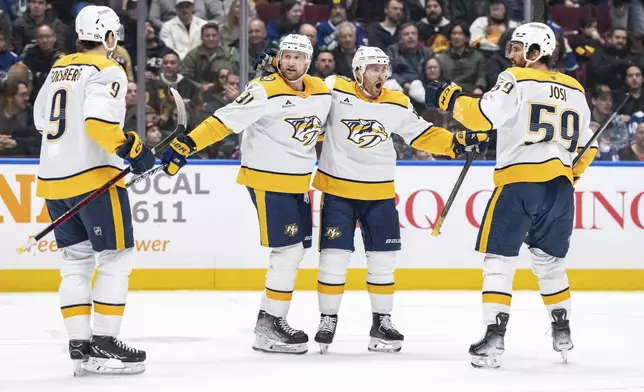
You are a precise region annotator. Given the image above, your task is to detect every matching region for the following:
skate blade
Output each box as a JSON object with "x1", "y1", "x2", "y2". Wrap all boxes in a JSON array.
[
  {"x1": 72, "y1": 359, "x2": 86, "y2": 377},
  {"x1": 318, "y1": 343, "x2": 330, "y2": 354},
  {"x1": 84, "y1": 357, "x2": 146, "y2": 375},
  {"x1": 471, "y1": 354, "x2": 501, "y2": 369},
  {"x1": 367, "y1": 337, "x2": 402, "y2": 353},
  {"x1": 252, "y1": 337, "x2": 308, "y2": 355},
  {"x1": 560, "y1": 349, "x2": 569, "y2": 363}
]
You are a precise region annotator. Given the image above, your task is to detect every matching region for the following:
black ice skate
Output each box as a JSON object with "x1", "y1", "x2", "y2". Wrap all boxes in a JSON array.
[
  {"x1": 252, "y1": 310, "x2": 308, "y2": 354},
  {"x1": 69, "y1": 340, "x2": 89, "y2": 376},
  {"x1": 551, "y1": 308, "x2": 573, "y2": 363},
  {"x1": 368, "y1": 313, "x2": 404, "y2": 353},
  {"x1": 85, "y1": 335, "x2": 146, "y2": 375},
  {"x1": 469, "y1": 312, "x2": 510, "y2": 369},
  {"x1": 314, "y1": 314, "x2": 338, "y2": 354}
]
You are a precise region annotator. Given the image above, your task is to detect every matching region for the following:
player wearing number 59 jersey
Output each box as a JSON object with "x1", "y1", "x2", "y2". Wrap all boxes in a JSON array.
[
  {"x1": 33, "y1": 5, "x2": 154, "y2": 376},
  {"x1": 426, "y1": 22, "x2": 598, "y2": 369}
]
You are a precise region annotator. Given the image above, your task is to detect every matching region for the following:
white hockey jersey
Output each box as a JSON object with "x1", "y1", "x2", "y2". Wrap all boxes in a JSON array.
[
  {"x1": 188, "y1": 73, "x2": 332, "y2": 194},
  {"x1": 34, "y1": 52, "x2": 129, "y2": 200},
  {"x1": 313, "y1": 75, "x2": 456, "y2": 200},
  {"x1": 451, "y1": 67, "x2": 597, "y2": 187}
]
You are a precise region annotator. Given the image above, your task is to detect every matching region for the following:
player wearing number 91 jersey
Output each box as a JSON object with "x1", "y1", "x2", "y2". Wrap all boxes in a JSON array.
[
  {"x1": 425, "y1": 22, "x2": 598, "y2": 369},
  {"x1": 33, "y1": 5, "x2": 154, "y2": 376}
]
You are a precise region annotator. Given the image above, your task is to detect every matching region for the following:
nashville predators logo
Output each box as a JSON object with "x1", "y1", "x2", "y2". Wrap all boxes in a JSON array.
[
  {"x1": 325, "y1": 227, "x2": 341, "y2": 240},
  {"x1": 342, "y1": 119, "x2": 389, "y2": 148},
  {"x1": 284, "y1": 223, "x2": 299, "y2": 237},
  {"x1": 285, "y1": 116, "x2": 322, "y2": 147}
]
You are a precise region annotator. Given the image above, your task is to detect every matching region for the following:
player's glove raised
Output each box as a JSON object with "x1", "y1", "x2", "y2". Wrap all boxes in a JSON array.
[
  {"x1": 452, "y1": 130, "x2": 489, "y2": 156},
  {"x1": 160, "y1": 134, "x2": 197, "y2": 176},
  {"x1": 425, "y1": 81, "x2": 462, "y2": 112},
  {"x1": 116, "y1": 131, "x2": 155, "y2": 175},
  {"x1": 253, "y1": 48, "x2": 278, "y2": 74}
]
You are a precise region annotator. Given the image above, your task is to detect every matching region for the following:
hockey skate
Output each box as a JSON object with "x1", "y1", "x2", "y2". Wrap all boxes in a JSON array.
[
  {"x1": 550, "y1": 309, "x2": 573, "y2": 363},
  {"x1": 314, "y1": 314, "x2": 338, "y2": 354},
  {"x1": 368, "y1": 313, "x2": 404, "y2": 353},
  {"x1": 252, "y1": 310, "x2": 308, "y2": 354},
  {"x1": 469, "y1": 312, "x2": 510, "y2": 369},
  {"x1": 84, "y1": 335, "x2": 146, "y2": 375},
  {"x1": 69, "y1": 340, "x2": 90, "y2": 376}
]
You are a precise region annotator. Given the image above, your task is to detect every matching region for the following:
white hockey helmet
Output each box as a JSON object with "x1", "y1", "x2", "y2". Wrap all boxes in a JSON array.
[
  {"x1": 278, "y1": 34, "x2": 314, "y2": 62},
  {"x1": 75, "y1": 5, "x2": 124, "y2": 52},
  {"x1": 509, "y1": 22, "x2": 557, "y2": 65},
  {"x1": 352, "y1": 46, "x2": 391, "y2": 80}
]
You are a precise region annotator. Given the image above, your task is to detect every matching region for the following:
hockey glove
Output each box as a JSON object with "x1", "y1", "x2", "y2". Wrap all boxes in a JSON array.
[
  {"x1": 425, "y1": 81, "x2": 462, "y2": 112},
  {"x1": 453, "y1": 131, "x2": 489, "y2": 156},
  {"x1": 253, "y1": 48, "x2": 278, "y2": 74},
  {"x1": 160, "y1": 134, "x2": 197, "y2": 176},
  {"x1": 116, "y1": 131, "x2": 155, "y2": 175}
]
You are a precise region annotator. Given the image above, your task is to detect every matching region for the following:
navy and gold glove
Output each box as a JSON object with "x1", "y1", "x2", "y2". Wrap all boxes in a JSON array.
[
  {"x1": 160, "y1": 134, "x2": 197, "y2": 176},
  {"x1": 452, "y1": 131, "x2": 489, "y2": 156},
  {"x1": 116, "y1": 131, "x2": 155, "y2": 174},
  {"x1": 425, "y1": 81, "x2": 462, "y2": 112},
  {"x1": 253, "y1": 48, "x2": 278, "y2": 74}
]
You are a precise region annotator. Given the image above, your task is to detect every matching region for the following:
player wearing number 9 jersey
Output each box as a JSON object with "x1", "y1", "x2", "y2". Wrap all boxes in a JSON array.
[
  {"x1": 425, "y1": 22, "x2": 598, "y2": 368},
  {"x1": 33, "y1": 5, "x2": 154, "y2": 376}
]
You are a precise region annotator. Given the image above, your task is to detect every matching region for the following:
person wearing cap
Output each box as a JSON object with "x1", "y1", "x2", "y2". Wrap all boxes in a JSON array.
[
  {"x1": 159, "y1": 0, "x2": 207, "y2": 59},
  {"x1": 315, "y1": 0, "x2": 367, "y2": 51}
]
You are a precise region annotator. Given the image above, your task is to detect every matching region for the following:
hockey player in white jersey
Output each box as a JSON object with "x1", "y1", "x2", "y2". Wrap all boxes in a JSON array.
[
  {"x1": 425, "y1": 22, "x2": 598, "y2": 368},
  {"x1": 256, "y1": 46, "x2": 489, "y2": 354},
  {"x1": 34, "y1": 5, "x2": 154, "y2": 375},
  {"x1": 160, "y1": 34, "x2": 332, "y2": 355}
]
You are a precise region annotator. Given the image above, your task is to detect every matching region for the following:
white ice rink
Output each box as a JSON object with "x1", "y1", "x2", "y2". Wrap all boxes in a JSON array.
[{"x1": 1, "y1": 290, "x2": 643, "y2": 392}]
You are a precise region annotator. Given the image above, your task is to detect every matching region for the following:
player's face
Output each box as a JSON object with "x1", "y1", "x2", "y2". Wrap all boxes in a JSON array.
[
  {"x1": 507, "y1": 42, "x2": 526, "y2": 67},
  {"x1": 361, "y1": 64, "x2": 388, "y2": 97},
  {"x1": 279, "y1": 50, "x2": 309, "y2": 81}
]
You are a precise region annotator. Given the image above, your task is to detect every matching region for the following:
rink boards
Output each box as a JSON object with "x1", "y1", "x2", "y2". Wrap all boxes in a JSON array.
[{"x1": 1, "y1": 159, "x2": 643, "y2": 292}]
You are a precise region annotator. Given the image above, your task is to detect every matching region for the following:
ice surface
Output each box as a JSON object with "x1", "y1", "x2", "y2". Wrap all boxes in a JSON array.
[{"x1": 1, "y1": 291, "x2": 643, "y2": 392}]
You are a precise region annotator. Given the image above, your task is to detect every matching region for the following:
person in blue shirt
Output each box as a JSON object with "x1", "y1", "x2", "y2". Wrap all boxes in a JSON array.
[{"x1": 316, "y1": 0, "x2": 367, "y2": 51}]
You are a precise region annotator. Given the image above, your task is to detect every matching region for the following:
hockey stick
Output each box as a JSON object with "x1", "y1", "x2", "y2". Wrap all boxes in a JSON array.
[
  {"x1": 431, "y1": 150, "x2": 477, "y2": 237},
  {"x1": 573, "y1": 93, "x2": 630, "y2": 167},
  {"x1": 16, "y1": 87, "x2": 187, "y2": 254}
]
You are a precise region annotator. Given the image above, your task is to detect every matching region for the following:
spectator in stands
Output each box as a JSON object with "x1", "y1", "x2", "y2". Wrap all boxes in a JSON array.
[
  {"x1": 145, "y1": 121, "x2": 163, "y2": 148},
  {"x1": 230, "y1": 19, "x2": 270, "y2": 80},
  {"x1": 469, "y1": 0, "x2": 519, "y2": 58},
  {"x1": 150, "y1": 0, "x2": 207, "y2": 30},
  {"x1": 203, "y1": 71, "x2": 240, "y2": 112},
  {"x1": 592, "y1": 84, "x2": 630, "y2": 157},
  {"x1": 331, "y1": 21, "x2": 359, "y2": 79},
  {"x1": 571, "y1": 16, "x2": 604, "y2": 67},
  {"x1": 0, "y1": 0, "x2": 22, "y2": 21},
  {"x1": 0, "y1": 29, "x2": 19, "y2": 72},
  {"x1": 266, "y1": 0, "x2": 303, "y2": 46},
  {"x1": 160, "y1": 0, "x2": 207, "y2": 59},
  {"x1": 22, "y1": 24, "x2": 63, "y2": 101},
  {"x1": 113, "y1": 44, "x2": 135, "y2": 82},
  {"x1": 316, "y1": 0, "x2": 367, "y2": 51},
  {"x1": 545, "y1": 19, "x2": 579, "y2": 74},
  {"x1": 299, "y1": 23, "x2": 318, "y2": 48},
  {"x1": 610, "y1": 0, "x2": 644, "y2": 40},
  {"x1": 148, "y1": 51, "x2": 201, "y2": 113},
  {"x1": 416, "y1": 0, "x2": 450, "y2": 54},
  {"x1": 311, "y1": 49, "x2": 335, "y2": 77},
  {"x1": 588, "y1": 27, "x2": 633, "y2": 91},
  {"x1": 450, "y1": 0, "x2": 489, "y2": 25},
  {"x1": 119, "y1": 0, "x2": 138, "y2": 58},
  {"x1": 617, "y1": 64, "x2": 644, "y2": 118},
  {"x1": 219, "y1": 0, "x2": 240, "y2": 47},
  {"x1": 0, "y1": 79, "x2": 40, "y2": 157},
  {"x1": 143, "y1": 20, "x2": 173, "y2": 80},
  {"x1": 367, "y1": 0, "x2": 404, "y2": 52},
  {"x1": 12, "y1": 0, "x2": 68, "y2": 55},
  {"x1": 408, "y1": 56, "x2": 444, "y2": 106},
  {"x1": 0, "y1": 10, "x2": 12, "y2": 46},
  {"x1": 386, "y1": 23, "x2": 434, "y2": 96},
  {"x1": 123, "y1": 82, "x2": 138, "y2": 133},
  {"x1": 617, "y1": 118, "x2": 644, "y2": 161},
  {"x1": 484, "y1": 27, "x2": 513, "y2": 90},
  {"x1": 204, "y1": 0, "x2": 256, "y2": 26},
  {"x1": 437, "y1": 21, "x2": 486, "y2": 94},
  {"x1": 182, "y1": 22, "x2": 239, "y2": 93}
]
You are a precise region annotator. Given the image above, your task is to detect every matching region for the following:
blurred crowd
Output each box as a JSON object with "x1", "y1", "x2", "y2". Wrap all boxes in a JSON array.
[{"x1": 0, "y1": 0, "x2": 643, "y2": 162}]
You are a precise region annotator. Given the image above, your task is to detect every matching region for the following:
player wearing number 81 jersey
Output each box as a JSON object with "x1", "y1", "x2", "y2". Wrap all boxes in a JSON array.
[
  {"x1": 33, "y1": 5, "x2": 154, "y2": 376},
  {"x1": 426, "y1": 22, "x2": 598, "y2": 369}
]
